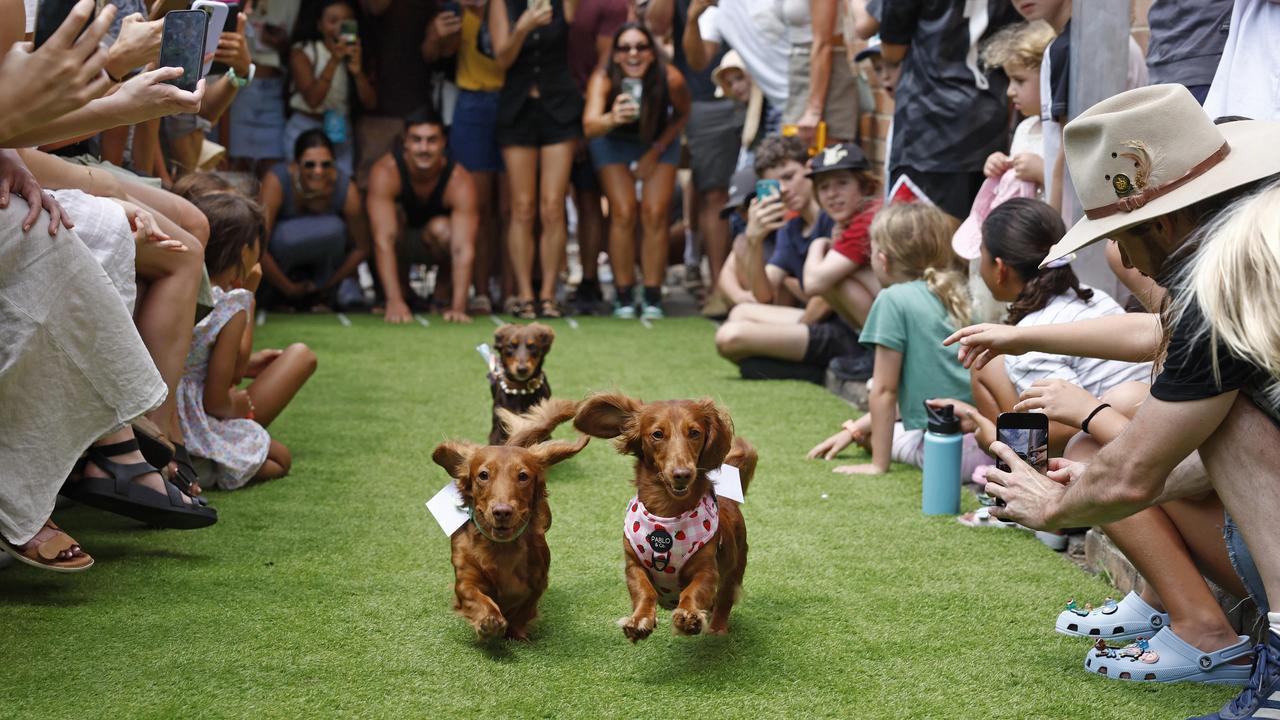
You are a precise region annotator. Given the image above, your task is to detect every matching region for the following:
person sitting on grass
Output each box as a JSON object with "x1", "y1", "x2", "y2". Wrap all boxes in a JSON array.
[
  {"x1": 807, "y1": 202, "x2": 986, "y2": 477},
  {"x1": 258, "y1": 129, "x2": 372, "y2": 311},
  {"x1": 366, "y1": 106, "x2": 478, "y2": 324},
  {"x1": 177, "y1": 192, "x2": 317, "y2": 489},
  {"x1": 801, "y1": 142, "x2": 884, "y2": 331},
  {"x1": 714, "y1": 135, "x2": 856, "y2": 383}
]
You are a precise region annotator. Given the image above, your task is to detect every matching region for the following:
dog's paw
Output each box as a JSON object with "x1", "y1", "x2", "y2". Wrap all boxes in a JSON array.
[
  {"x1": 706, "y1": 622, "x2": 729, "y2": 635},
  {"x1": 618, "y1": 614, "x2": 655, "y2": 643},
  {"x1": 506, "y1": 625, "x2": 532, "y2": 642},
  {"x1": 476, "y1": 614, "x2": 508, "y2": 640},
  {"x1": 672, "y1": 608, "x2": 706, "y2": 636}
]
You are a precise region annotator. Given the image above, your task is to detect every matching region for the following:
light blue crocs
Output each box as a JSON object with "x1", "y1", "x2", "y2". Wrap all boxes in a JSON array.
[
  {"x1": 1084, "y1": 627, "x2": 1254, "y2": 685},
  {"x1": 1056, "y1": 591, "x2": 1169, "y2": 641}
]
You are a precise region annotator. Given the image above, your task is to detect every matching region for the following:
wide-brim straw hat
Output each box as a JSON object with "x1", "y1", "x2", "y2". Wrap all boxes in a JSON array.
[{"x1": 1042, "y1": 84, "x2": 1280, "y2": 267}]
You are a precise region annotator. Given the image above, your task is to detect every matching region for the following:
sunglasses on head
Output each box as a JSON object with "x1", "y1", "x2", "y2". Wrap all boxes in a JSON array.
[
  {"x1": 303, "y1": 160, "x2": 334, "y2": 170},
  {"x1": 615, "y1": 42, "x2": 651, "y2": 53}
]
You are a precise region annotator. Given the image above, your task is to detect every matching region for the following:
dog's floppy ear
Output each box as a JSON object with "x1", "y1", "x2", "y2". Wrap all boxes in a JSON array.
[
  {"x1": 532, "y1": 434, "x2": 590, "y2": 469},
  {"x1": 494, "y1": 324, "x2": 515, "y2": 348},
  {"x1": 696, "y1": 399, "x2": 734, "y2": 471},
  {"x1": 574, "y1": 392, "x2": 641, "y2": 438},
  {"x1": 432, "y1": 441, "x2": 478, "y2": 494},
  {"x1": 530, "y1": 322, "x2": 555, "y2": 355}
]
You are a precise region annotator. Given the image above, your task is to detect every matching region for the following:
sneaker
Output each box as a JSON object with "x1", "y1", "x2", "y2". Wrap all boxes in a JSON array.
[
  {"x1": 641, "y1": 304, "x2": 664, "y2": 320},
  {"x1": 613, "y1": 302, "x2": 636, "y2": 319},
  {"x1": 1190, "y1": 634, "x2": 1280, "y2": 719}
]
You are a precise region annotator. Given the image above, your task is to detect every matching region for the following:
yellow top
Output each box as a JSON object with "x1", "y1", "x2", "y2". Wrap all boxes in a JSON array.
[{"x1": 456, "y1": 8, "x2": 505, "y2": 93}]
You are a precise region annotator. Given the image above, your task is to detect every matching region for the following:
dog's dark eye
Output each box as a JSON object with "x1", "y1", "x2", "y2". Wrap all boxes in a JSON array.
[
  {"x1": 689, "y1": 428, "x2": 701, "y2": 439},
  {"x1": 518, "y1": 470, "x2": 530, "y2": 482},
  {"x1": 477, "y1": 470, "x2": 489, "y2": 483},
  {"x1": 651, "y1": 430, "x2": 664, "y2": 440}
]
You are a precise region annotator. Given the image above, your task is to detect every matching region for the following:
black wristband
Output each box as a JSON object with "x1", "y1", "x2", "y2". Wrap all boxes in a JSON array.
[{"x1": 1081, "y1": 403, "x2": 1111, "y2": 435}]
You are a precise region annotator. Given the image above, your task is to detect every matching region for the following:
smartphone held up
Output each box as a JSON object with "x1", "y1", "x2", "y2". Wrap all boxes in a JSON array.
[{"x1": 159, "y1": 9, "x2": 210, "y2": 92}]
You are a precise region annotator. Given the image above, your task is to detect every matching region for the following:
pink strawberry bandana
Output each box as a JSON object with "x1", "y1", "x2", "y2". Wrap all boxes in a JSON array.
[{"x1": 624, "y1": 493, "x2": 719, "y2": 609}]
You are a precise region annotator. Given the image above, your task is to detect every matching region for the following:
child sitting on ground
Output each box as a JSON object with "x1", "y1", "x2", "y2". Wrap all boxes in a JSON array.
[
  {"x1": 807, "y1": 202, "x2": 986, "y2": 476},
  {"x1": 177, "y1": 192, "x2": 318, "y2": 489},
  {"x1": 802, "y1": 142, "x2": 884, "y2": 330},
  {"x1": 953, "y1": 20, "x2": 1055, "y2": 323}
]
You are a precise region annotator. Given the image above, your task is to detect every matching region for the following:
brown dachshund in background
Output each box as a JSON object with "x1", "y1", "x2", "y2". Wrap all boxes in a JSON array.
[
  {"x1": 488, "y1": 323, "x2": 554, "y2": 445},
  {"x1": 433, "y1": 398, "x2": 585, "y2": 641},
  {"x1": 574, "y1": 393, "x2": 757, "y2": 642}
]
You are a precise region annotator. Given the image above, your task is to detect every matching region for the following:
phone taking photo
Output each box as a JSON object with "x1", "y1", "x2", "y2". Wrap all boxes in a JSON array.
[
  {"x1": 989, "y1": 412, "x2": 1049, "y2": 507},
  {"x1": 191, "y1": 0, "x2": 228, "y2": 76},
  {"x1": 439, "y1": 1, "x2": 460, "y2": 15},
  {"x1": 159, "y1": 9, "x2": 210, "y2": 92},
  {"x1": 338, "y1": 19, "x2": 359, "y2": 43},
  {"x1": 755, "y1": 179, "x2": 781, "y2": 202},
  {"x1": 33, "y1": 0, "x2": 93, "y2": 49}
]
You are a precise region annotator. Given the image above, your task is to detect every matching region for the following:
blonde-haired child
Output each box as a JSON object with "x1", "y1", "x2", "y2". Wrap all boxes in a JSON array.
[{"x1": 808, "y1": 202, "x2": 988, "y2": 477}]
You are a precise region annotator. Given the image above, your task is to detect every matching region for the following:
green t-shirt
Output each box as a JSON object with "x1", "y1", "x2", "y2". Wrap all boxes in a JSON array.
[{"x1": 859, "y1": 279, "x2": 974, "y2": 431}]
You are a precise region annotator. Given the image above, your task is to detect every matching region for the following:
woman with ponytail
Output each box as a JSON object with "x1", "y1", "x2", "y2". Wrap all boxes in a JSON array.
[{"x1": 807, "y1": 202, "x2": 988, "y2": 479}]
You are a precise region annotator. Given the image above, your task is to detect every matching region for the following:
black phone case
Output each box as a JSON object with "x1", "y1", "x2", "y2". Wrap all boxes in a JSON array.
[
  {"x1": 160, "y1": 10, "x2": 210, "y2": 92},
  {"x1": 33, "y1": 0, "x2": 92, "y2": 49}
]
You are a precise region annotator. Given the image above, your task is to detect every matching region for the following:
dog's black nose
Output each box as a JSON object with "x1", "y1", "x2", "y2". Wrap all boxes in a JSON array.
[
  {"x1": 671, "y1": 468, "x2": 693, "y2": 483},
  {"x1": 491, "y1": 504, "x2": 514, "y2": 525}
]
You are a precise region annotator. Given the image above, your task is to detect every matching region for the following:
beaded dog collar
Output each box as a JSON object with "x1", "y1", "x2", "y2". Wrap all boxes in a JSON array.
[{"x1": 489, "y1": 356, "x2": 545, "y2": 396}]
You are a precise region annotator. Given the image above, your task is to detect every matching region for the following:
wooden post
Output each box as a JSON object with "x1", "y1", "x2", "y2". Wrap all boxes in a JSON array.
[{"x1": 1066, "y1": 0, "x2": 1133, "y2": 303}]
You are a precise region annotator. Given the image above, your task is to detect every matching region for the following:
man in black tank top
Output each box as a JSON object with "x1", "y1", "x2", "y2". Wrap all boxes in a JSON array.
[{"x1": 367, "y1": 107, "x2": 480, "y2": 324}]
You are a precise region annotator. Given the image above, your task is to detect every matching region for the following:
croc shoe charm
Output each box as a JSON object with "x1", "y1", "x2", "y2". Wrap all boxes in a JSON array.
[{"x1": 1101, "y1": 596, "x2": 1119, "y2": 615}]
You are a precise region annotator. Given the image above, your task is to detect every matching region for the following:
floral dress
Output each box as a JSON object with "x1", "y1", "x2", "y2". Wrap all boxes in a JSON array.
[{"x1": 176, "y1": 287, "x2": 270, "y2": 490}]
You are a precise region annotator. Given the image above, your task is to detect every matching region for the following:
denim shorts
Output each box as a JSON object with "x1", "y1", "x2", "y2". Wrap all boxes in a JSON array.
[
  {"x1": 450, "y1": 90, "x2": 504, "y2": 173},
  {"x1": 589, "y1": 133, "x2": 680, "y2": 170},
  {"x1": 1223, "y1": 511, "x2": 1270, "y2": 616}
]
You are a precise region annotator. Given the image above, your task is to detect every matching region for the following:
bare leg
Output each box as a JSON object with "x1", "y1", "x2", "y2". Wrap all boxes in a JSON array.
[
  {"x1": 501, "y1": 146, "x2": 539, "y2": 303},
  {"x1": 252, "y1": 439, "x2": 292, "y2": 481},
  {"x1": 823, "y1": 267, "x2": 881, "y2": 328},
  {"x1": 715, "y1": 321, "x2": 810, "y2": 362},
  {"x1": 574, "y1": 183, "x2": 605, "y2": 284},
  {"x1": 245, "y1": 343, "x2": 317, "y2": 427},
  {"x1": 598, "y1": 165, "x2": 638, "y2": 289},
  {"x1": 536, "y1": 140, "x2": 576, "y2": 302},
  {"x1": 1198, "y1": 394, "x2": 1280, "y2": 609},
  {"x1": 700, "y1": 188, "x2": 731, "y2": 286},
  {"x1": 470, "y1": 169, "x2": 496, "y2": 302},
  {"x1": 640, "y1": 164, "x2": 677, "y2": 289}
]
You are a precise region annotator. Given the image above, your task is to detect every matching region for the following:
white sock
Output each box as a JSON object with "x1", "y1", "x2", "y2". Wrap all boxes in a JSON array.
[{"x1": 1269, "y1": 611, "x2": 1280, "y2": 642}]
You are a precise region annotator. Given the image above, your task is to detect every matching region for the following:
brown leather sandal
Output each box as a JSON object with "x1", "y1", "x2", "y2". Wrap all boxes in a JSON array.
[{"x1": 1, "y1": 520, "x2": 93, "y2": 573}]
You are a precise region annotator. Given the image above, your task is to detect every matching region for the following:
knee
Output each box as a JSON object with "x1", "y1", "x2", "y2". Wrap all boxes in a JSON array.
[
  {"x1": 640, "y1": 200, "x2": 668, "y2": 230},
  {"x1": 726, "y1": 303, "x2": 756, "y2": 322},
  {"x1": 511, "y1": 196, "x2": 537, "y2": 225},
  {"x1": 1100, "y1": 381, "x2": 1150, "y2": 418},
  {"x1": 273, "y1": 443, "x2": 293, "y2": 475},
  {"x1": 539, "y1": 196, "x2": 566, "y2": 227},
  {"x1": 715, "y1": 322, "x2": 747, "y2": 358},
  {"x1": 288, "y1": 342, "x2": 318, "y2": 378},
  {"x1": 611, "y1": 197, "x2": 637, "y2": 229},
  {"x1": 175, "y1": 196, "x2": 210, "y2": 250}
]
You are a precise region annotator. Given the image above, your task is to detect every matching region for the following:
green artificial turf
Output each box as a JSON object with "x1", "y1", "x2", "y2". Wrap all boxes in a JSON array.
[{"x1": 1, "y1": 315, "x2": 1235, "y2": 719}]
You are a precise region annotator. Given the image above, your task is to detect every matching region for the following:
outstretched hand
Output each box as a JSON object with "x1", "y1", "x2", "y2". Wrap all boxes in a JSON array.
[{"x1": 942, "y1": 323, "x2": 1026, "y2": 370}]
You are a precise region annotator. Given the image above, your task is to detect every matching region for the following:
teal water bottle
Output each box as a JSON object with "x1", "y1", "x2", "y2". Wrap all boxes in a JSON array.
[{"x1": 922, "y1": 402, "x2": 962, "y2": 515}]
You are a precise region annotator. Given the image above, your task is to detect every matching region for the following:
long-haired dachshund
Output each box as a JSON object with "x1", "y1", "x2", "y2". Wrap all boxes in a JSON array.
[
  {"x1": 574, "y1": 393, "x2": 757, "y2": 642},
  {"x1": 488, "y1": 323, "x2": 554, "y2": 445},
  {"x1": 433, "y1": 398, "x2": 586, "y2": 641}
]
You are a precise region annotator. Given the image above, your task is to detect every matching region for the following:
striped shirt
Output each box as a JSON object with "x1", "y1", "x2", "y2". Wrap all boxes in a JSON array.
[{"x1": 1005, "y1": 287, "x2": 1152, "y2": 399}]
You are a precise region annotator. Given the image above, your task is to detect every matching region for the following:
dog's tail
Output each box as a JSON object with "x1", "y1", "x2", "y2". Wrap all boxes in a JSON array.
[
  {"x1": 500, "y1": 398, "x2": 578, "y2": 448},
  {"x1": 725, "y1": 436, "x2": 757, "y2": 496}
]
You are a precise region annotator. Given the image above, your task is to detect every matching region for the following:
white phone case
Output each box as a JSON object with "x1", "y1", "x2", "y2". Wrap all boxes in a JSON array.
[{"x1": 190, "y1": 0, "x2": 229, "y2": 77}]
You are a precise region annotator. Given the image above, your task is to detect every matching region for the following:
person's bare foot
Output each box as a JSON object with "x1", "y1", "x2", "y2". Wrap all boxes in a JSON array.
[
  {"x1": 82, "y1": 438, "x2": 198, "y2": 508},
  {"x1": 13, "y1": 521, "x2": 86, "y2": 562}
]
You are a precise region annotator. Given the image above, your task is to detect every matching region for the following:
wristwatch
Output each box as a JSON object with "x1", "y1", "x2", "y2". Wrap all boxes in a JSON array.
[{"x1": 226, "y1": 62, "x2": 256, "y2": 88}]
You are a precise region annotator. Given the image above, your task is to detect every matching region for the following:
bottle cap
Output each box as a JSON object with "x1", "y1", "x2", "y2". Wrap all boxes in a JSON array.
[{"x1": 925, "y1": 402, "x2": 961, "y2": 435}]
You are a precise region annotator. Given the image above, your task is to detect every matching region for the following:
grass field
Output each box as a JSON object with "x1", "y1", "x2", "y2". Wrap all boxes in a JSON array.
[{"x1": 0, "y1": 315, "x2": 1233, "y2": 719}]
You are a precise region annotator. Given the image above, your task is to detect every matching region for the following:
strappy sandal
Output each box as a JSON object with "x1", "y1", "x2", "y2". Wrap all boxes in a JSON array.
[
  {"x1": 515, "y1": 299, "x2": 538, "y2": 320},
  {"x1": 169, "y1": 443, "x2": 207, "y2": 506},
  {"x1": 539, "y1": 299, "x2": 563, "y2": 319},
  {"x1": 59, "y1": 440, "x2": 218, "y2": 529},
  {"x1": 131, "y1": 417, "x2": 174, "y2": 470},
  {"x1": 1, "y1": 520, "x2": 93, "y2": 573}
]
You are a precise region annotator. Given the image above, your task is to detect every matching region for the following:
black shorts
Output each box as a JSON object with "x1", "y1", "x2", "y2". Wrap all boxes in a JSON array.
[
  {"x1": 802, "y1": 316, "x2": 862, "y2": 366},
  {"x1": 888, "y1": 167, "x2": 986, "y2": 221},
  {"x1": 496, "y1": 94, "x2": 582, "y2": 148}
]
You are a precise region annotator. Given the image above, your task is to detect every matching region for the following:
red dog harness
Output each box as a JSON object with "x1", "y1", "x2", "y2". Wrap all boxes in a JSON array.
[{"x1": 623, "y1": 493, "x2": 719, "y2": 609}]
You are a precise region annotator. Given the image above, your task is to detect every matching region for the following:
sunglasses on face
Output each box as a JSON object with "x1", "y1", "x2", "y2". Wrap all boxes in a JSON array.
[
  {"x1": 615, "y1": 43, "x2": 651, "y2": 53},
  {"x1": 303, "y1": 160, "x2": 334, "y2": 170}
]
